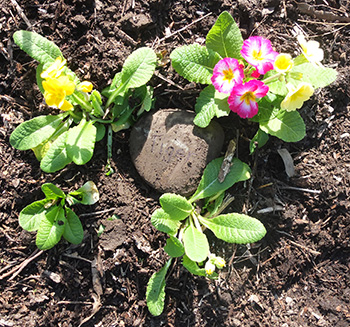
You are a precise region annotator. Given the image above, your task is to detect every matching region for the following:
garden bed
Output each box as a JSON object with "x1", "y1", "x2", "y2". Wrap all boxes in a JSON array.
[{"x1": 0, "y1": 0, "x2": 349, "y2": 326}]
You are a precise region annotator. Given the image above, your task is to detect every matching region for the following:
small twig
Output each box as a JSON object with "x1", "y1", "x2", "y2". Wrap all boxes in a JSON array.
[
  {"x1": 57, "y1": 301, "x2": 94, "y2": 306},
  {"x1": 0, "y1": 249, "x2": 44, "y2": 281},
  {"x1": 62, "y1": 253, "x2": 92, "y2": 264},
  {"x1": 79, "y1": 207, "x2": 117, "y2": 217},
  {"x1": 288, "y1": 239, "x2": 321, "y2": 256},
  {"x1": 154, "y1": 71, "x2": 184, "y2": 90},
  {"x1": 10, "y1": 0, "x2": 32, "y2": 29},
  {"x1": 279, "y1": 185, "x2": 322, "y2": 194},
  {"x1": 157, "y1": 12, "x2": 212, "y2": 43}
]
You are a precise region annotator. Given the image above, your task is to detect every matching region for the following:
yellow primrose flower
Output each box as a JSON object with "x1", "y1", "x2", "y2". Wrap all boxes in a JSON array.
[
  {"x1": 281, "y1": 82, "x2": 314, "y2": 111},
  {"x1": 274, "y1": 53, "x2": 294, "y2": 73},
  {"x1": 42, "y1": 76, "x2": 75, "y2": 111},
  {"x1": 77, "y1": 81, "x2": 93, "y2": 93},
  {"x1": 213, "y1": 256, "x2": 226, "y2": 269},
  {"x1": 41, "y1": 57, "x2": 67, "y2": 79},
  {"x1": 297, "y1": 35, "x2": 324, "y2": 64},
  {"x1": 205, "y1": 260, "x2": 216, "y2": 275}
]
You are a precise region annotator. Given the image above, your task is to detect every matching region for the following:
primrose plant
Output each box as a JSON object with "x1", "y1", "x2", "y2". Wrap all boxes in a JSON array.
[
  {"x1": 19, "y1": 181, "x2": 99, "y2": 250},
  {"x1": 170, "y1": 11, "x2": 337, "y2": 152},
  {"x1": 10, "y1": 31, "x2": 157, "y2": 173},
  {"x1": 146, "y1": 156, "x2": 266, "y2": 316}
]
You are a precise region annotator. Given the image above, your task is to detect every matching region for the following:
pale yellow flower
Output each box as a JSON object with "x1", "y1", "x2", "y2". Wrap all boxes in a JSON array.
[
  {"x1": 42, "y1": 76, "x2": 75, "y2": 111},
  {"x1": 205, "y1": 260, "x2": 216, "y2": 275},
  {"x1": 213, "y1": 256, "x2": 226, "y2": 269},
  {"x1": 274, "y1": 53, "x2": 294, "y2": 73},
  {"x1": 297, "y1": 35, "x2": 324, "y2": 64},
  {"x1": 41, "y1": 57, "x2": 67, "y2": 79},
  {"x1": 77, "y1": 81, "x2": 93, "y2": 93},
  {"x1": 281, "y1": 82, "x2": 314, "y2": 111}
]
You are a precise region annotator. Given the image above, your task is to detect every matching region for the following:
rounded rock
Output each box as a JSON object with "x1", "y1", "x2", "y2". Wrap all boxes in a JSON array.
[{"x1": 129, "y1": 109, "x2": 224, "y2": 195}]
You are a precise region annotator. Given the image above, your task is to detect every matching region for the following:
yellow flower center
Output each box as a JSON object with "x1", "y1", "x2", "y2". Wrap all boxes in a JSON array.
[
  {"x1": 241, "y1": 91, "x2": 256, "y2": 104},
  {"x1": 223, "y1": 68, "x2": 234, "y2": 81},
  {"x1": 252, "y1": 49, "x2": 264, "y2": 61}
]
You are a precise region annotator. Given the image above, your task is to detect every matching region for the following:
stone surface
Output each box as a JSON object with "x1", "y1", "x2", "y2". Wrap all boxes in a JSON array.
[{"x1": 129, "y1": 109, "x2": 225, "y2": 195}]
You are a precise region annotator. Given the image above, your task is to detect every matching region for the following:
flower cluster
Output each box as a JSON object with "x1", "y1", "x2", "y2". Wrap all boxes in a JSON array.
[
  {"x1": 211, "y1": 35, "x2": 323, "y2": 119},
  {"x1": 41, "y1": 57, "x2": 93, "y2": 111},
  {"x1": 205, "y1": 253, "x2": 226, "y2": 275}
]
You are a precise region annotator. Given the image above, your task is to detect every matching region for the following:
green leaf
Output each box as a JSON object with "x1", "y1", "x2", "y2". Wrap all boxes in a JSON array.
[
  {"x1": 199, "y1": 213, "x2": 266, "y2": 244},
  {"x1": 68, "y1": 181, "x2": 99, "y2": 205},
  {"x1": 19, "y1": 199, "x2": 51, "y2": 232},
  {"x1": 121, "y1": 47, "x2": 157, "y2": 89},
  {"x1": 41, "y1": 183, "x2": 65, "y2": 200},
  {"x1": 63, "y1": 207, "x2": 84, "y2": 244},
  {"x1": 146, "y1": 259, "x2": 172, "y2": 316},
  {"x1": 36, "y1": 205, "x2": 66, "y2": 250},
  {"x1": 290, "y1": 63, "x2": 337, "y2": 89},
  {"x1": 10, "y1": 114, "x2": 66, "y2": 150},
  {"x1": 164, "y1": 236, "x2": 185, "y2": 258},
  {"x1": 194, "y1": 85, "x2": 231, "y2": 128},
  {"x1": 151, "y1": 208, "x2": 181, "y2": 235},
  {"x1": 95, "y1": 123, "x2": 106, "y2": 142},
  {"x1": 206, "y1": 11, "x2": 243, "y2": 59},
  {"x1": 249, "y1": 128, "x2": 269, "y2": 154},
  {"x1": 13, "y1": 30, "x2": 63, "y2": 65},
  {"x1": 170, "y1": 44, "x2": 221, "y2": 84},
  {"x1": 182, "y1": 255, "x2": 206, "y2": 276},
  {"x1": 190, "y1": 157, "x2": 251, "y2": 202},
  {"x1": 183, "y1": 223, "x2": 209, "y2": 262},
  {"x1": 159, "y1": 193, "x2": 193, "y2": 221},
  {"x1": 258, "y1": 101, "x2": 306, "y2": 142},
  {"x1": 40, "y1": 131, "x2": 72, "y2": 173},
  {"x1": 66, "y1": 119, "x2": 96, "y2": 165},
  {"x1": 203, "y1": 191, "x2": 225, "y2": 217}
]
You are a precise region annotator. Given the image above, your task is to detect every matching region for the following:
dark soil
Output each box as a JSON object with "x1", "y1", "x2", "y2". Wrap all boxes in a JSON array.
[{"x1": 1, "y1": 0, "x2": 349, "y2": 326}]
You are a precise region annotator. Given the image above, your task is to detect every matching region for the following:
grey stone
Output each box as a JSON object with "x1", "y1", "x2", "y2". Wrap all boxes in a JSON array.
[{"x1": 129, "y1": 109, "x2": 224, "y2": 195}]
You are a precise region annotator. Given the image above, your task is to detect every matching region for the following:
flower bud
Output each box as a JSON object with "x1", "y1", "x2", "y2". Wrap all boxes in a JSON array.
[{"x1": 205, "y1": 260, "x2": 216, "y2": 275}]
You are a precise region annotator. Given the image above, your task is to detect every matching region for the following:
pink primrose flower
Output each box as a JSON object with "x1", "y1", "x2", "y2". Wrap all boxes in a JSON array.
[
  {"x1": 228, "y1": 80, "x2": 269, "y2": 119},
  {"x1": 211, "y1": 58, "x2": 244, "y2": 94},
  {"x1": 241, "y1": 36, "x2": 278, "y2": 75}
]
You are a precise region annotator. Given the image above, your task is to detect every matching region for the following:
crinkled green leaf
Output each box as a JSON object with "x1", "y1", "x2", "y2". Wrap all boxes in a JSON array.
[
  {"x1": 10, "y1": 114, "x2": 66, "y2": 150},
  {"x1": 182, "y1": 255, "x2": 206, "y2": 276},
  {"x1": 40, "y1": 131, "x2": 72, "y2": 173},
  {"x1": 13, "y1": 30, "x2": 63, "y2": 65},
  {"x1": 190, "y1": 157, "x2": 251, "y2": 202},
  {"x1": 63, "y1": 207, "x2": 84, "y2": 244},
  {"x1": 194, "y1": 85, "x2": 231, "y2": 128},
  {"x1": 258, "y1": 99, "x2": 306, "y2": 142},
  {"x1": 164, "y1": 236, "x2": 185, "y2": 258},
  {"x1": 290, "y1": 63, "x2": 337, "y2": 89},
  {"x1": 66, "y1": 119, "x2": 96, "y2": 165},
  {"x1": 199, "y1": 213, "x2": 266, "y2": 244},
  {"x1": 206, "y1": 11, "x2": 243, "y2": 59},
  {"x1": 36, "y1": 205, "x2": 65, "y2": 250},
  {"x1": 159, "y1": 193, "x2": 193, "y2": 221},
  {"x1": 146, "y1": 259, "x2": 172, "y2": 316},
  {"x1": 170, "y1": 44, "x2": 221, "y2": 84},
  {"x1": 151, "y1": 208, "x2": 181, "y2": 235},
  {"x1": 19, "y1": 199, "x2": 51, "y2": 232},
  {"x1": 183, "y1": 224, "x2": 209, "y2": 262},
  {"x1": 121, "y1": 47, "x2": 157, "y2": 89},
  {"x1": 41, "y1": 183, "x2": 65, "y2": 200}
]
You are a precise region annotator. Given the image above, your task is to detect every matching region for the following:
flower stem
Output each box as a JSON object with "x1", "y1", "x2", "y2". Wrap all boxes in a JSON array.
[{"x1": 262, "y1": 73, "x2": 282, "y2": 84}]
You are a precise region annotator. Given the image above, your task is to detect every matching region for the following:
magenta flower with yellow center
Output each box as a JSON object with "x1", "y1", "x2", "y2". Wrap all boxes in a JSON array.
[
  {"x1": 228, "y1": 80, "x2": 269, "y2": 119},
  {"x1": 42, "y1": 76, "x2": 75, "y2": 111},
  {"x1": 211, "y1": 58, "x2": 244, "y2": 94},
  {"x1": 281, "y1": 82, "x2": 314, "y2": 111},
  {"x1": 241, "y1": 36, "x2": 278, "y2": 75}
]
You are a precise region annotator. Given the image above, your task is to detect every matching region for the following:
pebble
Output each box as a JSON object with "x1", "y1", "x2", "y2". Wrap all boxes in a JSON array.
[{"x1": 129, "y1": 109, "x2": 224, "y2": 195}]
